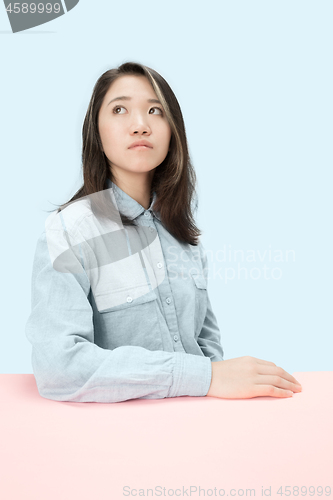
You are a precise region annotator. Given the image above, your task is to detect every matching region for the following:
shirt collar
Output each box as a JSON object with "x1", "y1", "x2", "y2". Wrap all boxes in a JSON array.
[{"x1": 106, "y1": 177, "x2": 161, "y2": 222}]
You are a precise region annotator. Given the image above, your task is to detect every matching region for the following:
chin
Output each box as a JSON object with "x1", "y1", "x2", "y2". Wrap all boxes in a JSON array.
[{"x1": 127, "y1": 163, "x2": 157, "y2": 173}]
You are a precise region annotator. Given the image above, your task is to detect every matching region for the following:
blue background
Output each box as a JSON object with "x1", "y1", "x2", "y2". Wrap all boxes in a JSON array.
[{"x1": 1, "y1": 0, "x2": 332, "y2": 374}]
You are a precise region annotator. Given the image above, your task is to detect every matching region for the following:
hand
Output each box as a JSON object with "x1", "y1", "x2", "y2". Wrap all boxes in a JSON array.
[{"x1": 206, "y1": 356, "x2": 302, "y2": 399}]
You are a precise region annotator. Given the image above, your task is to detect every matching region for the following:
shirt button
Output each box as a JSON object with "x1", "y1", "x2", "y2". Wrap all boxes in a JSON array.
[
  {"x1": 144, "y1": 211, "x2": 150, "y2": 217},
  {"x1": 149, "y1": 227, "x2": 154, "y2": 232},
  {"x1": 173, "y1": 335, "x2": 178, "y2": 342},
  {"x1": 157, "y1": 262, "x2": 163, "y2": 268},
  {"x1": 127, "y1": 296, "x2": 133, "y2": 303},
  {"x1": 166, "y1": 297, "x2": 171, "y2": 304}
]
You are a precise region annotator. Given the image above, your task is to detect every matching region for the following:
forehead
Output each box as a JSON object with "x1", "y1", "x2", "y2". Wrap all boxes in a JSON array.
[{"x1": 105, "y1": 74, "x2": 156, "y2": 99}]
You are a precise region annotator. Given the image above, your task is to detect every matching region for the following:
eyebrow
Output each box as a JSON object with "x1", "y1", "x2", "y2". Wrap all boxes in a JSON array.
[{"x1": 107, "y1": 96, "x2": 162, "y2": 106}]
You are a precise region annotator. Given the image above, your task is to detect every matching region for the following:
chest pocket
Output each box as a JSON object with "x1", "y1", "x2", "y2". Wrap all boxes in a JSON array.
[
  {"x1": 94, "y1": 286, "x2": 163, "y2": 351},
  {"x1": 190, "y1": 272, "x2": 208, "y2": 339},
  {"x1": 96, "y1": 286, "x2": 157, "y2": 314}
]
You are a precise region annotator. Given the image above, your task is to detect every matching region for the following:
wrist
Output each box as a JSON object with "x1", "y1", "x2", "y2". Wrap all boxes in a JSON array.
[{"x1": 206, "y1": 361, "x2": 216, "y2": 397}]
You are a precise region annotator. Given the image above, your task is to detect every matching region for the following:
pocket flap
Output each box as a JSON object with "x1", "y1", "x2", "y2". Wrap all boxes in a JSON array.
[
  {"x1": 190, "y1": 272, "x2": 207, "y2": 290},
  {"x1": 95, "y1": 286, "x2": 158, "y2": 313}
]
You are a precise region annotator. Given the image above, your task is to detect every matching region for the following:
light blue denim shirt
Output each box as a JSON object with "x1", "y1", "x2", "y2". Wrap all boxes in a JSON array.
[{"x1": 25, "y1": 179, "x2": 224, "y2": 403}]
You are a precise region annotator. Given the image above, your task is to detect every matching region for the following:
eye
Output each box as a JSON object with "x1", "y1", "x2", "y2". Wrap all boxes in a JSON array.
[
  {"x1": 112, "y1": 106, "x2": 126, "y2": 114},
  {"x1": 149, "y1": 107, "x2": 164, "y2": 115},
  {"x1": 112, "y1": 105, "x2": 164, "y2": 116}
]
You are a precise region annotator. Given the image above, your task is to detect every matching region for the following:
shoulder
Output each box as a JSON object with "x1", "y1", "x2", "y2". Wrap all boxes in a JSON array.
[
  {"x1": 44, "y1": 197, "x2": 92, "y2": 236},
  {"x1": 42, "y1": 191, "x2": 122, "y2": 268},
  {"x1": 44, "y1": 189, "x2": 121, "y2": 238}
]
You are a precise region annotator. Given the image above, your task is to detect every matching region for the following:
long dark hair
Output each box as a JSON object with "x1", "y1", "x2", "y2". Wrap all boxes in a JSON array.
[{"x1": 48, "y1": 61, "x2": 202, "y2": 245}]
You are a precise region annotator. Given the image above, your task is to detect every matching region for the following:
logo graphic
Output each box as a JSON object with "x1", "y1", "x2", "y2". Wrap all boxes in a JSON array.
[
  {"x1": 45, "y1": 187, "x2": 166, "y2": 312},
  {"x1": 3, "y1": 1, "x2": 79, "y2": 33}
]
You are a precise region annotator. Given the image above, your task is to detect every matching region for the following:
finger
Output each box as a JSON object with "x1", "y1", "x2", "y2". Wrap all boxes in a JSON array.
[
  {"x1": 256, "y1": 365, "x2": 302, "y2": 386},
  {"x1": 253, "y1": 385, "x2": 294, "y2": 398},
  {"x1": 256, "y1": 375, "x2": 302, "y2": 392}
]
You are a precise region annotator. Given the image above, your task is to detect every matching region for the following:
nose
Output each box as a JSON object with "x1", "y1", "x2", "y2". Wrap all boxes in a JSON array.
[{"x1": 129, "y1": 113, "x2": 151, "y2": 136}]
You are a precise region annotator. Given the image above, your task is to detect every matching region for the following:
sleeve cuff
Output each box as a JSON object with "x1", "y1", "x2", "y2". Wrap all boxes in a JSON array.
[{"x1": 169, "y1": 353, "x2": 212, "y2": 398}]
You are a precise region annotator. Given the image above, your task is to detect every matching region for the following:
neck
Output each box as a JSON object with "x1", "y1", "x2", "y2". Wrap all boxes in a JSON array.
[{"x1": 109, "y1": 168, "x2": 155, "y2": 210}]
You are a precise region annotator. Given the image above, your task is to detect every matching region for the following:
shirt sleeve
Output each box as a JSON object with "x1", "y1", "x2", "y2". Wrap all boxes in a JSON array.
[
  {"x1": 196, "y1": 240, "x2": 225, "y2": 362},
  {"x1": 25, "y1": 230, "x2": 212, "y2": 403}
]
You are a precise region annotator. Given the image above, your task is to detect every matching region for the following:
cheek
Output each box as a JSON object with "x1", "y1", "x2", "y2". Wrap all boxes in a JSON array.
[
  {"x1": 159, "y1": 123, "x2": 172, "y2": 149},
  {"x1": 99, "y1": 123, "x2": 118, "y2": 149}
]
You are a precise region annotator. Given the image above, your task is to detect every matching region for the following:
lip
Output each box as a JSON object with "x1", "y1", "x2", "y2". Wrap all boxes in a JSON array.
[
  {"x1": 128, "y1": 140, "x2": 153, "y2": 149},
  {"x1": 129, "y1": 145, "x2": 151, "y2": 151}
]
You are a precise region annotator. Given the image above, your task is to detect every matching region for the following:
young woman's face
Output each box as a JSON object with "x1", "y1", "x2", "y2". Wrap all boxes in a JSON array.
[{"x1": 98, "y1": 75, "x2": 172, "y2": 180}]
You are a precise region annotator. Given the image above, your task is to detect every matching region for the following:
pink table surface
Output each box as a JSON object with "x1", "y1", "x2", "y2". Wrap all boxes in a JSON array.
[{"x1": 0, "y1": 371, "x2": 332, "y2": 500}]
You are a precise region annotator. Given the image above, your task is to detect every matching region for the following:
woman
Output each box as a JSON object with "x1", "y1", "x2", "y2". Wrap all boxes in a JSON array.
[{"x1": 25, "y1": 61, "x2": 302, "y2": 403}]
